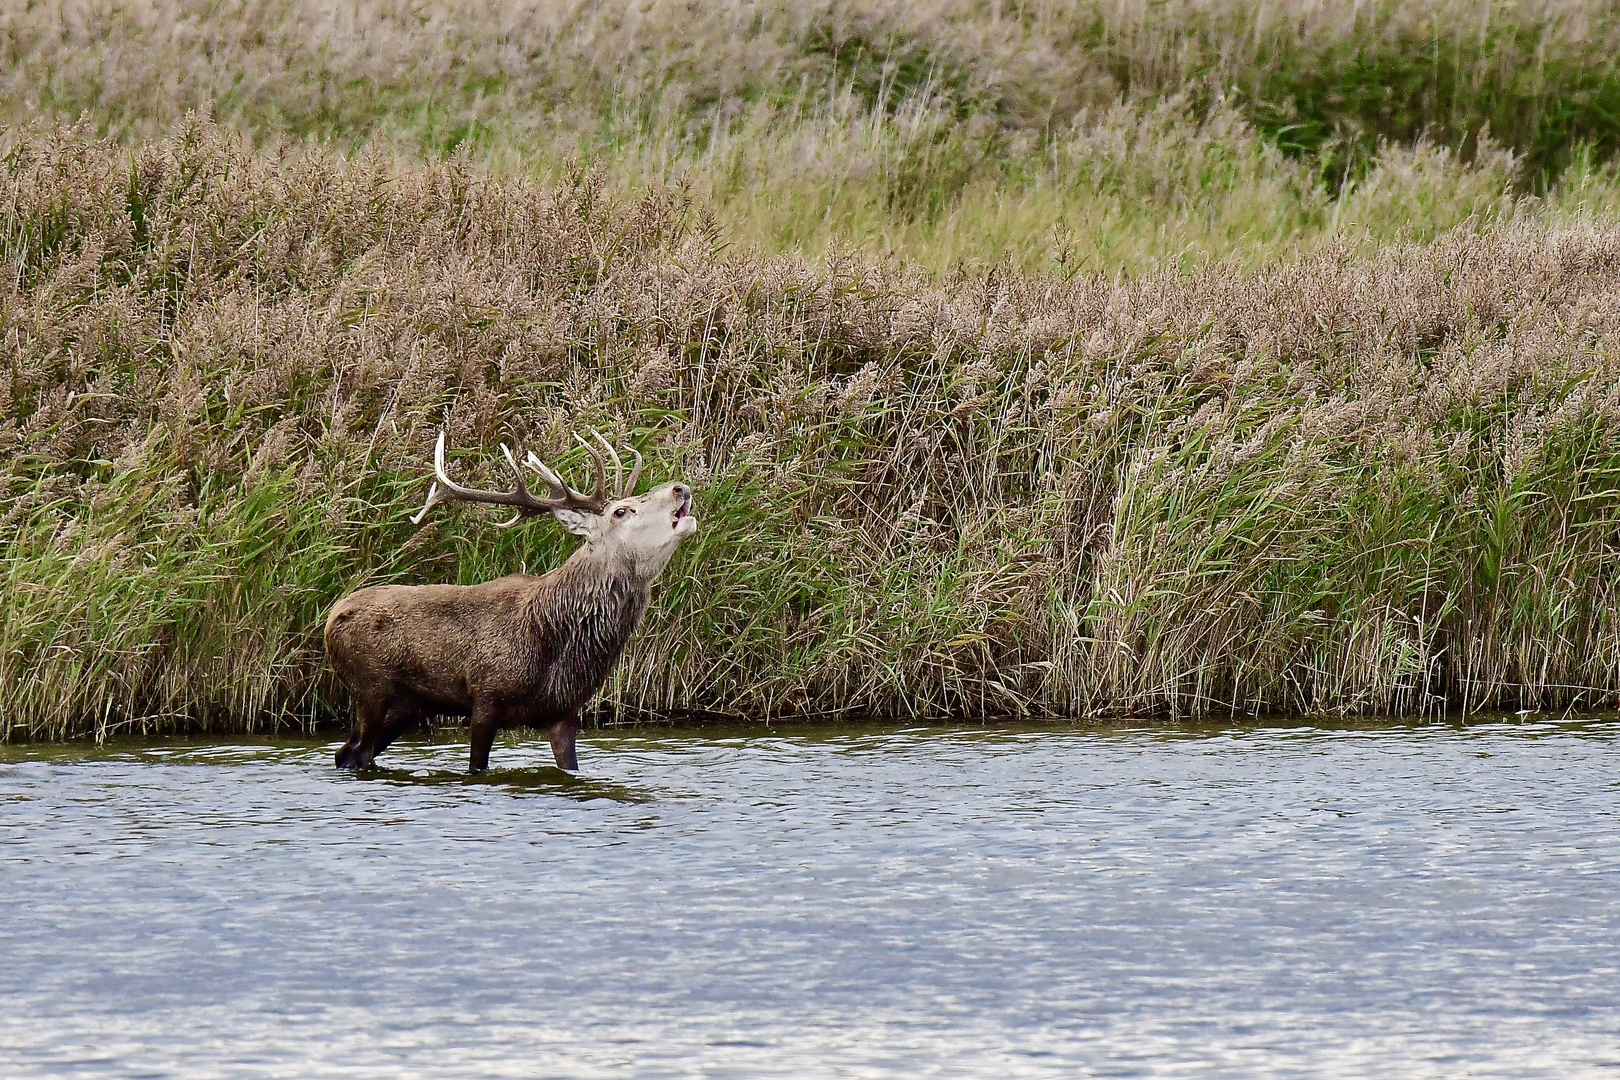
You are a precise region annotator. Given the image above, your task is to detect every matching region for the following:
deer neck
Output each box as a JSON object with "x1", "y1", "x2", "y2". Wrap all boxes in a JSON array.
[
  {"x1": 521, "y1": 542, "x2": 655, "y2": 709},
  {"x1": 537, "y1": 543, "x2": 652, "y2": 619}
]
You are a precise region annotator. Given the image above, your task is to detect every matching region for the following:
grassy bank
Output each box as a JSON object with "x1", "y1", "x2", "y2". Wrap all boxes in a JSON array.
[
  {"x1": 6, "y1": 122, "x2": 1620, "y2": 739},
  {"x1": 10, "y1": 1, "x2": 1620, "y2": 272}
]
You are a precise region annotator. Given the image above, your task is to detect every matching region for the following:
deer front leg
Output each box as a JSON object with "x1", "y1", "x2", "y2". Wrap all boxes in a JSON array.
[
  {"x1": 547, "y1": 713, "x2": 581, "y2": 772},
  {"x1": 468, "y1": 699, "x2": 503, "y2": 774}
]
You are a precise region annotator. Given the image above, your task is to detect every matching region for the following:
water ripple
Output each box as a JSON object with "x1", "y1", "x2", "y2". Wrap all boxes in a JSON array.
[{"x1": 2, "y1": 719, "x2": 1618, "y2": 1078}]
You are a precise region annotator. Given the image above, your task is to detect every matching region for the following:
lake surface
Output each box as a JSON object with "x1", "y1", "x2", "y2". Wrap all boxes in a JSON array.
[{"x1": 2, "y1": 720, "x2": 1618, "y2": 1078}]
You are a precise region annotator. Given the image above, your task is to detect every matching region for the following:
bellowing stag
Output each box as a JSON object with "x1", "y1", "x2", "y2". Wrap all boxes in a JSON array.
[{"x1": 325, "y1": 430, "x2": 698, "y2": 773}]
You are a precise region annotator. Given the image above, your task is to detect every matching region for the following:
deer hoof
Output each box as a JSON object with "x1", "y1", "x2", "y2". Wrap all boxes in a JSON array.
[{"x1": 335, "y1": 741, "x2": 360, "y2": 770}]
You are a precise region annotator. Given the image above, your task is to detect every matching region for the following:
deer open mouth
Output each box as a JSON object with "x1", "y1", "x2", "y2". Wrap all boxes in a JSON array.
[{"x1": 672, "y1": 493, "x2": 692, "y2": 526}]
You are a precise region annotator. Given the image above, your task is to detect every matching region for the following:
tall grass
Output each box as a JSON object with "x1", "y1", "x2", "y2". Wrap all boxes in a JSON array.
[
  {"x1": 10, "y1": 1, "x2": 1620, "y2": 272},
  {"x1": 7, "y1": 122, "x2": 1620, "y2": 739}
]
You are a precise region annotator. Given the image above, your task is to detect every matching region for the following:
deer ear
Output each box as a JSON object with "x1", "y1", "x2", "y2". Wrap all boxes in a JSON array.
[{"x1": 550, "y1": 506, "x2": 598, "y2": 537}]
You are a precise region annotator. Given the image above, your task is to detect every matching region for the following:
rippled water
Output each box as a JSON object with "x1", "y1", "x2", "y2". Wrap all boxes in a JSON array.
[{"x1": 2, "y1": 720, "x2": 1619, "y2": 1078}]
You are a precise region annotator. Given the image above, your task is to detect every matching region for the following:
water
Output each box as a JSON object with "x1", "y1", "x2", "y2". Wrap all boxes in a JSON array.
[{"x1": 2, "y1": 720, "x2": 1618, "y2": 1079}]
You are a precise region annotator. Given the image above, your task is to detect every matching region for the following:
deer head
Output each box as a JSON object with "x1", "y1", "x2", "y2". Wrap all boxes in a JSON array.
[{"x1": 409, "y1": 429, "x2": 698, "y2": 570}]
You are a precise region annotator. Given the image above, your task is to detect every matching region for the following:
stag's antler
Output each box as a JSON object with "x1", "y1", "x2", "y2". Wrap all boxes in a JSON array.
[
  {"x1": 590, "y1": 429, "x2": 643, "y2": 499},
  {"x1": 412, "y1": 429, "x2": 644, "y2": 527},
  {"x1": 526, "y1": 428, "x2": 642, "y2": 503}
]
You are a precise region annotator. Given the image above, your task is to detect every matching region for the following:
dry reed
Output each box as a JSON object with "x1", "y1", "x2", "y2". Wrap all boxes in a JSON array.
[
  {"x1": 7, "y1": 121, "x2": 1620, "y2": 739},
  {"x1": 10, "y1": 1, "x2": 1620, "y2": 272}
]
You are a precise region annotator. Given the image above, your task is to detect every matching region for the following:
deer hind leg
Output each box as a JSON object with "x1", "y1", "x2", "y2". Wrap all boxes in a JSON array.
[
  {"x1": 367, "y1": 699, "x2": 425, "y2": 763},
  {"x1": 547, "y1": 713, "x2": 582, "y2": 772},
  {"x1": 468, "y1": 699, "x2": 503, "y2": 774},
  {"x1": 335, "y1": 699, "x2": 385, "y2": 770}
]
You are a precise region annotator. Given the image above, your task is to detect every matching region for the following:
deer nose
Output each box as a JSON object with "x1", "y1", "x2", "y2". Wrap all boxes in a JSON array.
[{"x1": 671, "y1": 484, "x2": 688, "y2": 498}]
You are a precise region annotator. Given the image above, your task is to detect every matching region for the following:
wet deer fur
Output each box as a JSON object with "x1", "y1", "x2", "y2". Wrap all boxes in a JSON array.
[{"x1": 325, "y1": 431, "x2": 698, "y2": 773}]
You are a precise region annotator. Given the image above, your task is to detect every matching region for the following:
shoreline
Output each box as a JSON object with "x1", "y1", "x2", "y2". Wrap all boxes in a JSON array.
[{"x1": 3, "y1": 711, "x2": 1608, "y2": 755}]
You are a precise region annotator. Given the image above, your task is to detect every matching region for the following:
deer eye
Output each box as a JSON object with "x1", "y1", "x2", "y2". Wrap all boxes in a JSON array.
[{"x1": 614, "y1": 507, "x2": 627, "y2": 518}]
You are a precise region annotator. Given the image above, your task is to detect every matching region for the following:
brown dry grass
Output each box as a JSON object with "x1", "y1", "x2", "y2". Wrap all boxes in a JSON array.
[
  {"x1": 7, "y1": 120, "x2": 1620, "y2": 739},
  {"x1": 9, "y1": 1, "x2": 1618, "y2": 142},
  {"x1": 10, "y1": 1, "x2": 1620, "y2": 274}
]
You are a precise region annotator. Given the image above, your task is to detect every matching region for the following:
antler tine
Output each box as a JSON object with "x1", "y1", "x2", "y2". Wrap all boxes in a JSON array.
[
  {"x1": 501, "y1": 444, "x2": 530, "y2": 494},
  {"x1": 571, "y1": 433, "x2": 608, "y2": 504},
  {"x1": 409, "y1": 429, "x2": 555, "y2": 525},
  {"x1": 409, "y1": 480, "x2": 448, "y2": 525},
  {"x1": 524, "y1": 451, "x2": 569, "y2": 499},
  {"x1": 621, "y1": 443, "x2": 643, "y2": 495},
  {"x1": 409, "y1": 431, "x2": 455, "y2": 525},
  {"x1": 524, "y1": 445, "x2": 607, "y2": 514},
  {"x1": 490, "y1": 445, "x2": 531, "y2": 529},
  {"x1": 590, "y1": 429, "x2": 624, "y2": 498}
]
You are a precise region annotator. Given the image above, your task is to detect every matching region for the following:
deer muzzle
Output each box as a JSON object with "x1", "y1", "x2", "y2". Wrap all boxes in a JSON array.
[{"x1": 670, "y1": 485, "x2": 696, "y2": 533}]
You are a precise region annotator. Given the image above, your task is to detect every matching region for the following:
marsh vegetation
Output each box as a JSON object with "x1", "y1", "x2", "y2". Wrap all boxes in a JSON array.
[
  {"x1": 15, "y1": 0, "x2": 1620, "y2": 270},
  {"x1": 7, "y1": 1, "x2": 1620, "y2": 737}
]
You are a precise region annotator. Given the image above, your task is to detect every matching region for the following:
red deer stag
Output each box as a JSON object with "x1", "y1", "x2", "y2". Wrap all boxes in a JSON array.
[{"x1": 325, "y1": 430, "x2": 698, "y2": 773}]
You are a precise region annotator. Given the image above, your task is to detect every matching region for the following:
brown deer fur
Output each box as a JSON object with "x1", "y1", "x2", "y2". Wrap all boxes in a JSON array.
[{"x1": 325, "y1": 435, "x2": 698, "y2": 773}]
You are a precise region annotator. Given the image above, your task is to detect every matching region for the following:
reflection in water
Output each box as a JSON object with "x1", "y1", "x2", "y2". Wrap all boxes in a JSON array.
[
  {"x1": 366, "y1": 763, "x2": 659, "y2": 803},
  {"x1": 3, "y1": 719, "x2": 1620, "y2": 1078}
]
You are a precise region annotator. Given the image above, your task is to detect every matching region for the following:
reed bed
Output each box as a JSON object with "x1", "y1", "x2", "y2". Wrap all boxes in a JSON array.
[
  {"x1": 10, "y1": 1, "x2": 1620, "y2": 272},
  {"x1": 14, "y1": 0, "x2": 1620, "y2": 164},
  {"x1": 6, "y1": 121, "x2": 1620, "y2": 739}
]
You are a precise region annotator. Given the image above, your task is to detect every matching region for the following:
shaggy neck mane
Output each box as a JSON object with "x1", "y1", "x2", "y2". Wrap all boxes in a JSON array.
[{"x1": 524, "y1": 541, "x2": 658, "y2": 709}]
